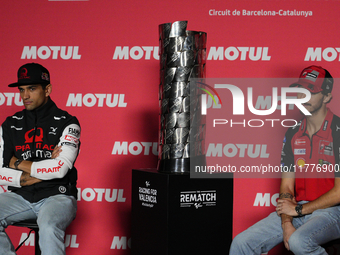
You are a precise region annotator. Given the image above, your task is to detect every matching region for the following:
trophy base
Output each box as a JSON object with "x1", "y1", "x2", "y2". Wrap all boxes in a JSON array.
[
  {"x1": 157, "y1": 156, "x2": 206, "y2": 174},
  {"x1": 131, "y1": 168, "x2": 233, "y2": 255},
  {"x1": 158, "y1": 158, "x2": 190, "y2": 173}
]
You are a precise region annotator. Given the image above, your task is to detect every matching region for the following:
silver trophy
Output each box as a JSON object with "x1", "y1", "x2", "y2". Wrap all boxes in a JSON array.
[{"x1": 158, "y1": 21, "x2": 207, "y2": 173}]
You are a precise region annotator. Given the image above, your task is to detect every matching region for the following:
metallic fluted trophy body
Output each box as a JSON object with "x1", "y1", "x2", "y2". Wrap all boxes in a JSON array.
[{"x1": 158, "y1": 21, "x2": 207, "y2": 173}]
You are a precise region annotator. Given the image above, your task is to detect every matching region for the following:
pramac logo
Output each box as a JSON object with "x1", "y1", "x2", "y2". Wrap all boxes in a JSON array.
[
  {"x1": 19, "y1": 68, "x2": 30, "y2": 80},
  {"x1": 25, "y1": 128, "x2": 43, "y2": 143},
  {"x1": 0, "y1": 186, "x2": 7, "y2": 194}
]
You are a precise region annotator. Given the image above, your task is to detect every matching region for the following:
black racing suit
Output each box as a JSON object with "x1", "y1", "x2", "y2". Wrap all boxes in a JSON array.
[{"x1": 0, "y1": 98, "x2": 81, "y2": 202}]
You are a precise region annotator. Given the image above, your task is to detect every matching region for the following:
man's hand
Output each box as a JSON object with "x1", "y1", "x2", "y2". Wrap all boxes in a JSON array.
[
  {"x1": 52, "y1": 145, "x2": 62, "y2": 159},
  {"x1": 276, "y1": 198, "x2": 298, "y2": 216},
  {"x1": 282, "y1": 222, "x2": 296, "y2": 250},
  {"x1": 20, "y1": 172, "x2": 42, "y2": 186}
]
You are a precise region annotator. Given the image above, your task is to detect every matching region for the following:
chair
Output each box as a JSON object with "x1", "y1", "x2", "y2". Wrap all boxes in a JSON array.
[
  {"x1": 12, "y1": 219, "x2": 41, "y2": 255},
  {"x1": 322, "y1": 239, "x2": 340, "y2": 254}
]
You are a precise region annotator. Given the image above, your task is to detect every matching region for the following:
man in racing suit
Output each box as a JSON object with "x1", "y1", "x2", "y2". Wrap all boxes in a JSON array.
[
  {"x1": 229, "y1": 65, "x2": 340, "y2": 255},
  {"x1": 0, "y1": 63, "x2": 81, "y2": 254}
]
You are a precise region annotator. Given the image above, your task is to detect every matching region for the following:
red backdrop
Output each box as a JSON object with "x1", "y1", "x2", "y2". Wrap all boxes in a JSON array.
[{"x1": 1, "y1": 0, "x2": 340, "y2": 254}]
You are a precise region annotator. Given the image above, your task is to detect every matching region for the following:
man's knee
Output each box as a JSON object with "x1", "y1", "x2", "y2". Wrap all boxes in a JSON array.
[
  {"x1": 288, "y1": 231, "x2": 309, "y2": 254},
  {"x1": 230, "y1": 231, "x2": 251, "y2": 253},
  {"x1": 39, "y1": 222, "x2": 64, "y2": 239}
]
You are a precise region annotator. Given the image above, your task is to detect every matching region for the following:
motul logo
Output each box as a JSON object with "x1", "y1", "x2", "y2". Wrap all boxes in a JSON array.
[
  {"x1": 253, "y1": 193, "x2": 279, "y2": 207},
  {"x1": 111, "y1": 141, "x2": 158, "y2": 156},
  {"x1": 110, "y1": 236, "x2": 131, "y2": 250},
  {"x1": 21, "y1": 46, "x2": 81, "y2": 60},
  {"x1": 77, "y1": 188, "x2": 126, "y2": 202},
  {"x1": 206, "y1": 143, "x2": 270, "y2": 158},
  {"x1": 66, "y1": 93, "x2": 127, "y2": 108},
  {"x1": 19, "y1": 234, "x2": 79, "y2": 248},
  {"x1": 113, "y1": 46, "x2": 159, "y2": 60},
  {"x1": 0, "y1": 93, "x2": 23, "y2": 106},
  {"x1": 304, "y1": 47, "x2": 340, "y2": 61},
  {"x1": 112, "y1": 46, "x2": 271, "y2": 61},
  {"x1": 207, "y1": 47, "x2": 271, "y2": 61}
]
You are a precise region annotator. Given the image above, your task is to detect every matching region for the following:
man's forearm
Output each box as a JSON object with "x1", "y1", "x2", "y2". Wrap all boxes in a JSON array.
[
  {"x1": 279, "y1": 192, "x2": 294, "y2": 223},
  {"x1": 20, "y1": 172, "x2": 42, "y2": 186},
  {"x1": 9, "y1": 156, "x2": 32, "y2": 174},
  {"x1": 278, "y1": 175, "x2": 295, "y2": 223},
  {"x1": 8, "y1": 156, "x2": 39, "y2": 187},
  {"x1": 279, "y1": 193, "x2": 293, "y2": 200}
]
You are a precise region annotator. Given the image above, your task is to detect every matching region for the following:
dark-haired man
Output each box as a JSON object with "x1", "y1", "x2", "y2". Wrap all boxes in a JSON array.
[
  {"x1": 0, "y1": 63, "x2": 81, "y2": 254},
  {"x1": 230, "y1": 66, "x2": 340, "y2": 255}
]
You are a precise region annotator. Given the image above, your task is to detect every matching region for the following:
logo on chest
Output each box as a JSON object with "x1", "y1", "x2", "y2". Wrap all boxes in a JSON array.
[
  {"x1": 294, "y1": 149, "x2": 306, "y2": 155},
  {"x1": 319, "y1": 140, "x2": 333, "y2": 156},
  {"x1": 294, "y1": 138, "x2": 307, "y2": 155},
  {"x1": 25, "y1": 128, "x2": 43, "y2": 143}
]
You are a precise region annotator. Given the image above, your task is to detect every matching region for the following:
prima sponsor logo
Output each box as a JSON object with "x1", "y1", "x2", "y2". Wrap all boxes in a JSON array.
[
  {"x1": 253, "y1": 193, "x2": 279, "y2": 207},
  {"x1": 66, "y1": 93, "x2": 127, "y2": 108},
  {"x1": 305, "y1": 47, "x2": 340, "y2": 62},
  {"x1": 180, "y1": 190, "x2": 217, "y2": 208},
  {"x1": 21, "y1": 46, "x2": 81, "y2": 60},
  {"x1": 77, "y1": 188, "x2": 126, "y2": 202},
  {"x1": 207, "y1": 143, "x2": 270, "y2": 158},
  {"x1": 112, "y1": 141, "x2": 158, "y2": 156}
]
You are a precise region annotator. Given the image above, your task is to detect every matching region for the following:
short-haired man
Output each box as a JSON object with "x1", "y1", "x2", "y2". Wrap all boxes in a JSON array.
[
  {"x1": 0, "y1": 63, "x2": 81, "y2": 254},
  {"x1": 229, "y1": 65, "x2": 340, "y2": 254}
]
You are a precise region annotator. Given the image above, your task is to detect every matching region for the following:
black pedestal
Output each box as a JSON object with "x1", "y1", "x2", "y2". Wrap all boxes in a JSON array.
[{"x1": 131, "y1": 169, "x2": 233, "y2": 255}]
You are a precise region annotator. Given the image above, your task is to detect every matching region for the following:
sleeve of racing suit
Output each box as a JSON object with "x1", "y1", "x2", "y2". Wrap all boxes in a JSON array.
[
  {"x1": 0, "y1": 167, "x2": 22, "y2": 187},
  {"x1": 30, "y1": 123, "x2": 80, "y2": 180},
  {"x1": 0, "y1": 125, "x2": 22, "y2": 187}
]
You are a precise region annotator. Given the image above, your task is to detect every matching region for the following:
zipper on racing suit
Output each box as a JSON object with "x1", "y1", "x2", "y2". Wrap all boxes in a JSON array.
[{"x1": 32, "y1": 111, "x2": 38, "y2": 160}]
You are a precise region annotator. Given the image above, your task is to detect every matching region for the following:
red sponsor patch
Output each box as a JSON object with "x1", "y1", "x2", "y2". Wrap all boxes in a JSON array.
[{"x1": 64, "y1": 135, "x2": 79, "y2": 144}]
